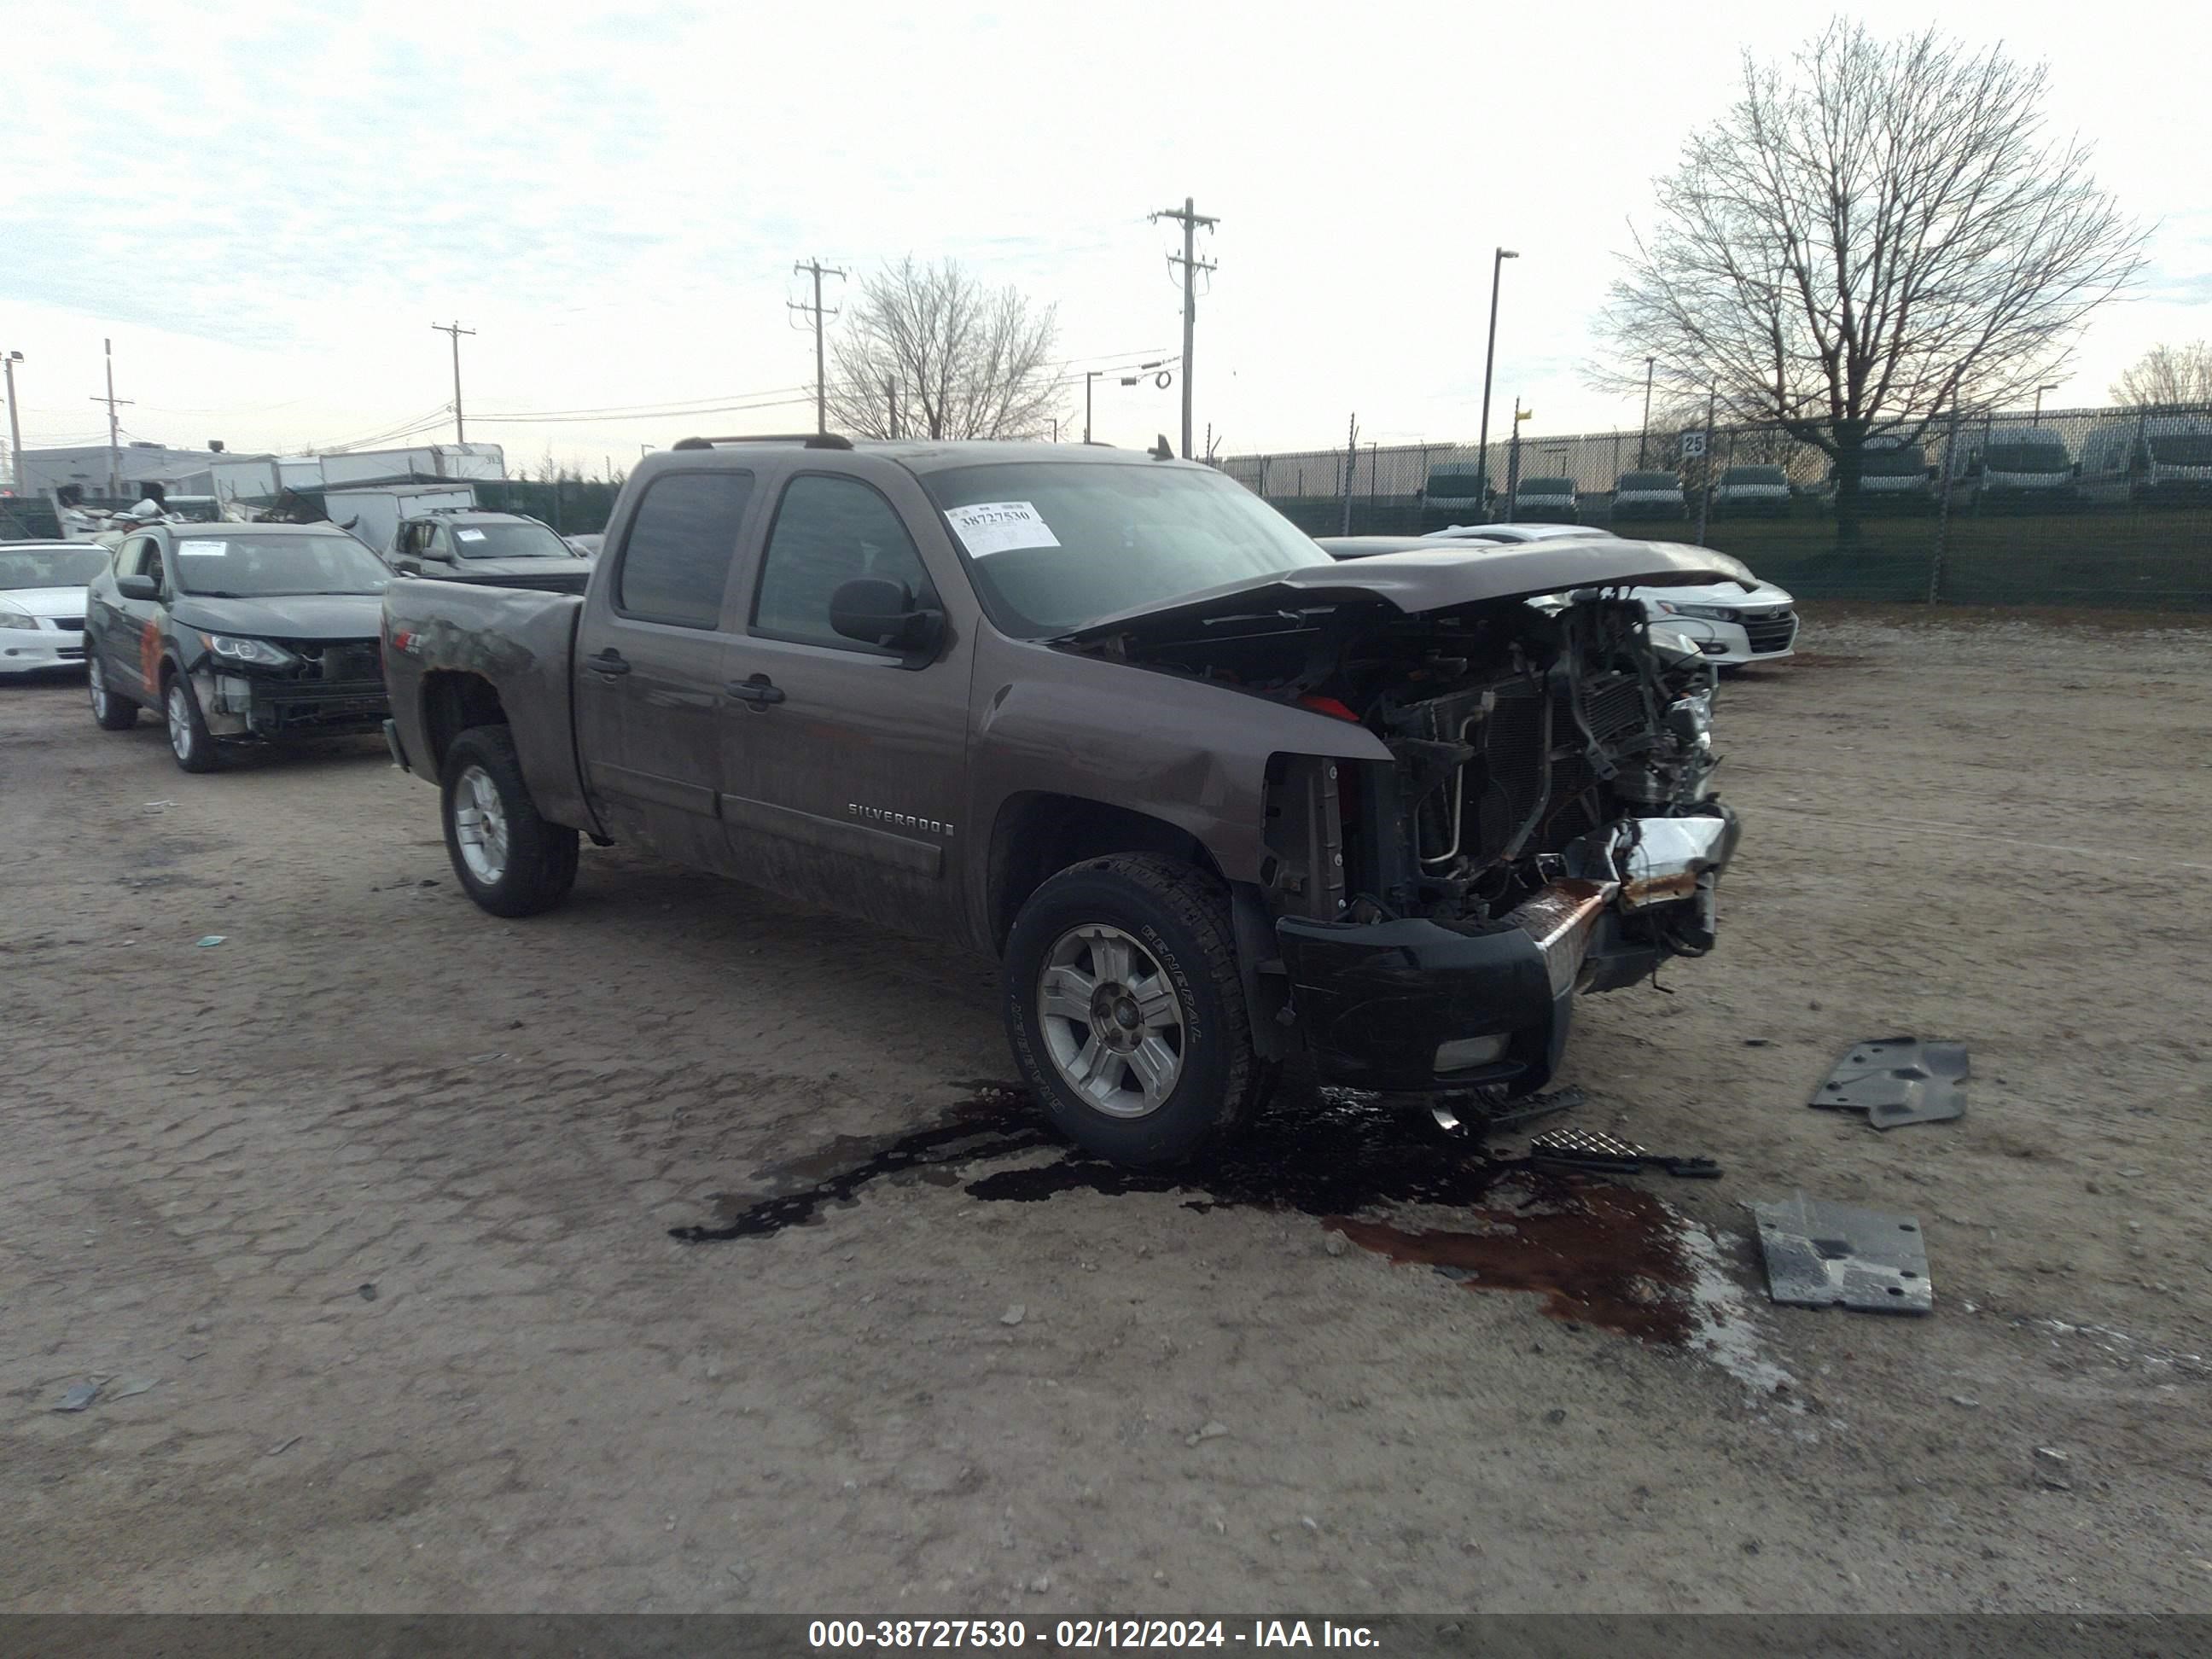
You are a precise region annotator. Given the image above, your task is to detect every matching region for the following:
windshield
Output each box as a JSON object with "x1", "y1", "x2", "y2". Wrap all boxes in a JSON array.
[
  {"x1": 450, "y1": 521, "x2": 573, "y2": 560},
  {"x1": 1617, "y1": 473, "x2": 1679, "y2": 491},
  {"x1": 921, "y1": 462, "x2": 1325, "y2": 637},
  {"x1": 1982, "y1": 444, "x2": 2069, "y2": 474},
  {"x1": 1861, "y1": 446, "x2": 1927, "y2": 476},
  {"x1": 0, "y1": 545, "x2": 109, "y2": 590},
  {"x1": 1518, "y1": 477, "x2": 1574, "y2": 494},
  {"x1": 1722, "y1": 467, "x2": 1787, "y2": 486},
  {"x1": 2149, "y1": 434, "x2": 2212, "y2": 467},
  {"x1": 171, "y1": 533, "x2": 393, "y2": 597}
]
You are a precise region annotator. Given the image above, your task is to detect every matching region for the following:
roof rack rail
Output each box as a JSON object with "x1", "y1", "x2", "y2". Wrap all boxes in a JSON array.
[{"x1": 669, "y1": 433, "x2": 854, "y2": 451}]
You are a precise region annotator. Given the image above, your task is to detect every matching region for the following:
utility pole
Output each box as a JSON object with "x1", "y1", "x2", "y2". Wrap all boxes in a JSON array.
[
  {"x1": 884, "y1": 378, "x2": 899, "y2": 439},
  {"x1": 1473, "y1": 247, "x2": 1519, "y2": 521},
  {"x1": 789, "y1": 258, "x2": 847, "y2": 436},
  {"x1": 2, "y1": 351, "x2": 23, "y2": 495},
  {"x1": 1639, "y1": 356, "x2": 1656, "y2": 469},
  {"x1": 431, "y1": 321, "x2": 475, "y2": 444},
  {"x1": 91, "y1": 338, "x2": 133, "y2": 498},
  {"x1": 1084, "y1": 370, "x2": 1102, "y2": 445},
  {"x1": 1505, "y1": 399, "x2": 1527, "y2": 522},
  {"x1": 1150, "y1": 197, "x2": 1218, "y2": 459}
]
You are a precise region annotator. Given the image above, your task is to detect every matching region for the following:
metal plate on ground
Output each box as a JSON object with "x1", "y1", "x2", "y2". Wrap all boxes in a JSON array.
[
  {"x1": 1749, "y1": 1195, "x2": 1933, "y2": 1313},
  {"x1": 1808, "y1": 1036, "x2": 1969, "y2": 1128}
]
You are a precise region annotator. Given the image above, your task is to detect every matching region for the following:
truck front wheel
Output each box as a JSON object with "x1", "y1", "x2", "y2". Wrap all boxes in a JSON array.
[
  {"x1": 440, "y1": 725, "x2": 579, "y2": 917},
  {"x1": 1004, "y1": 853, "x2": 1265, "y2": 1167}
]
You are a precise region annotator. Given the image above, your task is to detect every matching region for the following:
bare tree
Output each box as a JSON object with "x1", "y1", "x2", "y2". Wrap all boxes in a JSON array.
[
  {"x1": 824, "y1": 257, "x2": 1067, "y2": 441},
  {"x1": 2111, "y1": 341, "x2": 2212, "y2": 408},
  {"x1": 1594, "y1": 21, "x2": 2145, "y2": 541}
]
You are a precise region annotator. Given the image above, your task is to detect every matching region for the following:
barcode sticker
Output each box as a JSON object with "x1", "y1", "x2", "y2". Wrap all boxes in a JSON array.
[{"x1": 944, "y1": 501, "x2": 1060, "y2": 558}]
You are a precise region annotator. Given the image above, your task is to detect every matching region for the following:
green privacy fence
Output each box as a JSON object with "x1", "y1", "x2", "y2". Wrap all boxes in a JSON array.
[{"x1": 1231, "y1": 402, "x2": 2212, "y2": 610}]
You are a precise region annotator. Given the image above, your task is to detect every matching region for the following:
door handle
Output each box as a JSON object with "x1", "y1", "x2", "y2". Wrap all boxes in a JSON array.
[
  {"x1": 725, "y1": 674, "x2": 785, "y2": 707},
  {"x1": 588, "y1": 649, "x2": 632, "y2": 677}
]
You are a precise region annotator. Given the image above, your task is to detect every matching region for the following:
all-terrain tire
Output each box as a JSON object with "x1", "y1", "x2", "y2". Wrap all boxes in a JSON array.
[
  {"x1": 1004, "y1": 853, "x2": 1265, "y2": 1167},
  {"x1": 89, "y1": 656, "x2": 138, "y2": 730},
  {"x1": 440, "y1": 725, "x2": 580, "y2": 917}
]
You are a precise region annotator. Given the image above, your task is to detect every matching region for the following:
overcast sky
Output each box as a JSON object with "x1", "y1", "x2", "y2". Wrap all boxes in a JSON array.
[{"x1": 6, "y1": 0, "x2": 2207, "y2": 474}]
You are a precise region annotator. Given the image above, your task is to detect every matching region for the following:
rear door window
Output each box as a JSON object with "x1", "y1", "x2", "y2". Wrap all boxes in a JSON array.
[
  {"x1": 752, "y1": 474, "x2": 934, "y2": 652},
  {"x1": 614, "y1": 470, "x2": 756, "y2": 627}
]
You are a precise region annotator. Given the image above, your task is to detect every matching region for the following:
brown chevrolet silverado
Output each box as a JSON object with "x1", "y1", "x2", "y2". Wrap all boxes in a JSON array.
[{"x1": 381, "y1": 436, "x2": 1749, "y2": 1166}]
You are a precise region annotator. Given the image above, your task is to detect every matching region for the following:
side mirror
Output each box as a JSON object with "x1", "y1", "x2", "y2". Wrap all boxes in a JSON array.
[
  {"x1": 118, "y1": 573, "x2": 159, "y2": 601},
  {"x1": 830, "y1": 577, "x2": 944, "y2": 656}
]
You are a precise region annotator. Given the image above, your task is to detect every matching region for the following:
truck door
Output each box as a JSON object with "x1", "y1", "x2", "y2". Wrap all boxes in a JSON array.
[
  {"x1": 573, "y1": 468, "x2": 760, "y2": 873},
  {"x1": 718, "y1": 468, "x2": 971, "y2": 936}
]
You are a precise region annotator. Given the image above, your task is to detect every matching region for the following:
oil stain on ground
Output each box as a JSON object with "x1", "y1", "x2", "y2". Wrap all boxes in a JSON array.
[{"x1": 672, "y1": 1083, "x2": 1697, "y2": 1345}]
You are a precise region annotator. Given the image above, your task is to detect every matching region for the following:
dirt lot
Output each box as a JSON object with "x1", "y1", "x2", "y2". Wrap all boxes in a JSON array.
[{"x1": 3, "y1": 608, "x2": 2209, "y2": 1615}]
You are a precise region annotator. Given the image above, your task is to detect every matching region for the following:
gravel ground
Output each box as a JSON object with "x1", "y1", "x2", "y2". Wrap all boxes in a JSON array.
[{"x1": 2, "y1": 607, "x2": 2208, "y2": 1615}]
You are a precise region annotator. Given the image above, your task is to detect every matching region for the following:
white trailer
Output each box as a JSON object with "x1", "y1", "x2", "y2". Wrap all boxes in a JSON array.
[{"x1": 323, "y1": 483, "x2": 476, "y2": 553}]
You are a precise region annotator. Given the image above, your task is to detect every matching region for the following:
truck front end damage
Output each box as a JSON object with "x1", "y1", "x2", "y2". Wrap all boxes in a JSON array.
[
  {"x1": 1057, "y1": 544, "x2": 1751, "y2": 1099},
  {"x1": 1264, "y1": 596, "x2": 1733, "y2": 1091}
]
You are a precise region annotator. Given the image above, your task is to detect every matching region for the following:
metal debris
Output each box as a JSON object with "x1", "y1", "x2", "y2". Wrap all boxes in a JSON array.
[
  {"x1": 52, "y1": 1381, "x2": 103, "y2": 1412},
  {"x1": 1749, "y1": 1195, "x2": 1933, "y2": 1313},
  {"x1": 1808, "y1": 1037, "x2": 1968, "y2": 1128},
  {"x1": 108, "y1": 1376, "x2": 159, "y2": 1400},
  {"x1": 195, "y1": 935, "x2": 227, "y2": 948},
  {"x1": 1528, "y1": 1126, "x2": 1721, "y2": 1179},
  {"x1": 1485, "y1": 1086, "x2": 1586, "y2": 1134}
]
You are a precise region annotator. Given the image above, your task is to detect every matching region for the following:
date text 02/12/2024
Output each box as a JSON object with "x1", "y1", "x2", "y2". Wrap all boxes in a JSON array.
[{"x1": 806, "y1": 1621, "x2": 1381, "y2": 1649}]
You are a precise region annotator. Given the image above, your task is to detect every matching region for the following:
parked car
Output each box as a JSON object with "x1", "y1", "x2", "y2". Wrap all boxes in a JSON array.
[
  {"x1": 82, "y1": 521, "x2": 393, "y2": 771},
  {"x1": 1510, "y1": 475, "x2": 1578, "y2": 523},
  {"x1": 1403, "y1": 524, "x2": 1802, "y2": 666},
  {"x1": 1710, "y1": 465, "x2": 1793, "y2": 517},
  {"x1": 1420, "y1": 463, "x2": 1493, "y2": 524},
  {"x1": 384, "y1": 438, "x2": 1749, "y2": 1167},
  {"x1": 386, "y1": 510, "x2": 593, "y2": 594},
  {"x1": 0, "y1": 541, "x2": 108, "y2": 676},
  {"x1": 1832, "y1": 437, "x2": 1933, "y2": 510},
  {"x1": 1610, "y1": 470, "x2": 1687, "y2": 521},
  {"x1": 2078, "y1": 416, "x2": 2212, "y2": 504},
  {"x1": 1955, "y1": 428, "x2": 2077, "y2": 507}
]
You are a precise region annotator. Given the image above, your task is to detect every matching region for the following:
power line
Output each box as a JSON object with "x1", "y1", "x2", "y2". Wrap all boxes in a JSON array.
[
  {"x1": 1149, "y1": 198, "x2": 1218, "y2": 460},
  {"x1": 789, "y1": 258, "x2": 847, "y2": 437},
  {"x1": 431, "y1": 321, "x2": 476, "y2": 444}
]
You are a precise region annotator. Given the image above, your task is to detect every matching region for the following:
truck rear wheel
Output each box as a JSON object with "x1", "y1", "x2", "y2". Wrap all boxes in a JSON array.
[
  {"x1": 1004, "y1": 853, "x2": 1264, "y2": 1167},
  {"x1": 440, "y1": 725, "x2": 579, "y2": 917}
]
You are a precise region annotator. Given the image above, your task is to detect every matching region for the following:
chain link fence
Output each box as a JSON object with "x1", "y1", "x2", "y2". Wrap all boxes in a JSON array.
[{"x1": 1224, "y1": 404, "x2": 2212, "y2": 609}]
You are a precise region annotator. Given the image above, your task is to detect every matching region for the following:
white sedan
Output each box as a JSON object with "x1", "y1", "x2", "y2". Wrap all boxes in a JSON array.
[
  {"x1": 1414, "y1": 524, "x2": 1799, "y2": 666},
  {"x1": 0, "y1": 542, "x2": 109, "y2": 677}
]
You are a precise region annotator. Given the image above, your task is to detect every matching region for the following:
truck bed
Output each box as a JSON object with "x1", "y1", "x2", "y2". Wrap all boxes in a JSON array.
[{"x1": 381, "y1": 578, "x2": 595, "y2": 832}]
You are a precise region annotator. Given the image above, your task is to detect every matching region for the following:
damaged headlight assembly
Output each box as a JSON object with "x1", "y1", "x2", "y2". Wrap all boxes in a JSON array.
[
  {"x1": 1656, "y1": 601, "x2": 1741, "y2": 622},
  {"x1": 203, "y1": 633, "x2": 296, "y2": 669}
]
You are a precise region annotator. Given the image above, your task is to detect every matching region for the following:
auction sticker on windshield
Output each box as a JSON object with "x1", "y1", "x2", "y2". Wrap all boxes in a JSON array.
[
  {"x1": 944, "y1": 501, "x2": 1060, "y2": 558},
  {"x1": 457, "y1": 528, "x2": 486, "y2": 542},
  {"x1": 178, "y1": 539, "x2": 228, "y2": 556}
]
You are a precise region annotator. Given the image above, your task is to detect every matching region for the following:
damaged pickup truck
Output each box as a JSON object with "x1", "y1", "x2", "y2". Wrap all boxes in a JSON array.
[{"x1": 381, "y1": 438, "x2": 1747, "y2": 1165}]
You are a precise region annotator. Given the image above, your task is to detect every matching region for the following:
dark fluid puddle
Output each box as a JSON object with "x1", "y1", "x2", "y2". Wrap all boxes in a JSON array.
[{"x1": 672, "y1": 1083, "x2": 1697, "y2": 1344}]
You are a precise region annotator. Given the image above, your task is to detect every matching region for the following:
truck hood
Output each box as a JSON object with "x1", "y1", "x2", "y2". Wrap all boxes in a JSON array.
[
  {"x1": 168, "y1": 592, "x2": 388, "y2": 640},
  {"x1": 1057, "y1": 541, "x2": 1757, "y2": 645}
]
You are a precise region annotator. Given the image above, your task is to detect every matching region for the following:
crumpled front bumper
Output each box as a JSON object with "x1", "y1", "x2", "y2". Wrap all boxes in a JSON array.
[{"x1": 1276, "y1": 808, "x2": 1739, "y2": 1093}]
